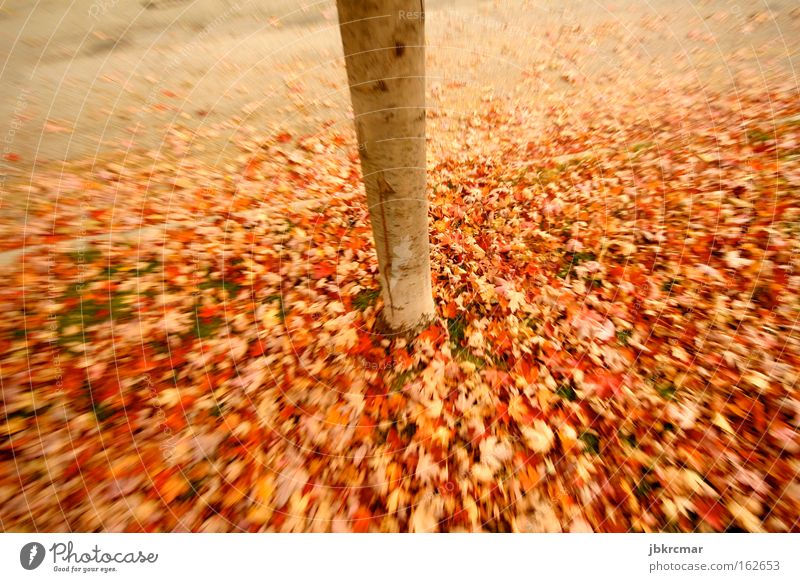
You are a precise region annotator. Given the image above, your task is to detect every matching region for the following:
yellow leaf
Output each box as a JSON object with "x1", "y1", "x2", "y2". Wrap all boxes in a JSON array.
[
  {"x1": 744, "y1": 371, "x2": 770, "y2": 392},
  {"x1": 712, "y1": 412, "x2": 734, "y2": 435},
  {"x1": 464, "y1": 496, "x2": 479, "y2": 528},
  {"x1": 255, "y1": 476, "x2": 275, "y2": 504},
  {"x1": 387, "y1": 488, "x2": 401, "y2": 514}
]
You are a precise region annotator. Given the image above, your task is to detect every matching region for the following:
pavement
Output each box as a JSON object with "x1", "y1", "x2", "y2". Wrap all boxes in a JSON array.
[{"x1": 0, "y1": 0, "x2": 797, "y2": 182}]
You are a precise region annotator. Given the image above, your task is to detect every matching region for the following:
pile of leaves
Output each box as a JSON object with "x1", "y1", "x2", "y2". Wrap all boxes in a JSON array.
[{"x1": 1, "y1": 74, "x2": 799, "y2": 532}]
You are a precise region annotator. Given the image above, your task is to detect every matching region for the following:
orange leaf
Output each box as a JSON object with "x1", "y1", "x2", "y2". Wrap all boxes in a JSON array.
[{"x1": 313, "y1": 262, "x2": 336, "y2": 279}]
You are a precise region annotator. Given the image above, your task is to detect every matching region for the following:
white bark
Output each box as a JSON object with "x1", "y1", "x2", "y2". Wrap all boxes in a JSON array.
[{"x1": 336, "y1": 0, "x2": 435, "y2": 334}]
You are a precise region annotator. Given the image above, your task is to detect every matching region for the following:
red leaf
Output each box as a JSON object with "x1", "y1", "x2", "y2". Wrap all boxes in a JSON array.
[
  {"x1": 584, "y1": 373, "x2": 624, "y2": 399},
  {"x1": 313, "y1": 262, "x2": 336, "y2": 279}
]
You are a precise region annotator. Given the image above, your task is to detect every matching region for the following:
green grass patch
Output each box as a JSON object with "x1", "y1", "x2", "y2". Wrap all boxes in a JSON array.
[
  {"x1": 389, "y1": 370, "x2": 416, "y2": 393},
  {"x1": 108, "y1": 292, "x2": 134, "y2": 322},
  {"x1": 92, "y1": 401, "x2": 114, "y2": 423},
  {"x1": 67, "y1": 247, "x2": 102, "y2": 265},
  {"x1": 634, "y1": 468, "x2": 660, "y2": 498},
  {"x1": 194, "y1": 316, "x2": 223, "y2": 339},
  {"x1": 619, "y1": 431, "x2": 638, "y2": 448},
  {"x1": 447, "y1": 316, "x2": 467, "y2": 345},
  {"x1": 557, "y1": 250, "x2": 596, "y2": 279},
  {"x1": 746, "y1": 128, "x2": 773, "y2": 143},
  {"x1": 655, "y1": 382, "x2": 677, "y2": 400},
  {"x1": 556, "y1": 382, "x2": 578, "y2": 402},
  {"x1": 453, "y1": 346, "x2": 487, "y2": 369},
  {"x1": 616, "y1": 328, "x2": 632, "y2": 346},
  {"x1": 57, "y1": 299, "x2": 101, "y2": 345},
  {"x1": 353, "y1": 288, "x2": 380, "y2": 311},
  {"x1": 661, "y1": 278, "x2": 680, "y2": 293},
  {"x1": 58, "y1": 288, "x2": 135, "y2": 342},
  {"x1": 178, "y1": 476, "x2": 208, "y2": 502},
  {"x1": 199, "y1": 278, "x2": 241, "y2": 297},
  {"x1": 266, "y1": 294, "x2": 287, "y2": 321},
  {"x1": 136, "y1": 260, "x2": 161, "y2": 275},
  {"x1": 630, "y1": 141, "x2": 654, "y2": 153},
  {"x1": 579, "y1": 431, "x2": 600, "y2": 454}
]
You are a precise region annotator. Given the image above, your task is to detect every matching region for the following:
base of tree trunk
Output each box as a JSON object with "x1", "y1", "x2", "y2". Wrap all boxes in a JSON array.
[{"x1": 374, "y1": 309, "x2": 439, "y2": 341}]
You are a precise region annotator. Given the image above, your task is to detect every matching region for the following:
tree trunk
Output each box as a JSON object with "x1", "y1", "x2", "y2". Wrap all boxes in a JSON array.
[{"x1": 336, "y1": 0, "x2": 435, "y2": 335}]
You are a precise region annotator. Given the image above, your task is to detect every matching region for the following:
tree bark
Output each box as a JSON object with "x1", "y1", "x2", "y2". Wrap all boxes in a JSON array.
[{"x1": 336, "y1": 0, "x2": 435, "y2": 335}]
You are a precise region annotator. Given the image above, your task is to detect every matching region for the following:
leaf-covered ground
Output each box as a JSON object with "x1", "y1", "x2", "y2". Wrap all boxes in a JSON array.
[{"x1": 2, "y1": 71, "x2": 800, "y2": 532}]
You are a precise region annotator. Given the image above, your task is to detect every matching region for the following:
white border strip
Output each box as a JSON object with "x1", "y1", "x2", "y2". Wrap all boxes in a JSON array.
[{"x1": 1, "y1": 533, "x2": 798, "y2": 581}]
